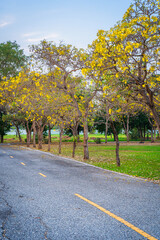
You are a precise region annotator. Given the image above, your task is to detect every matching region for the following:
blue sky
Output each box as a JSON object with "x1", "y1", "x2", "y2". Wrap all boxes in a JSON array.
[{"x1": 0, "y1": 0, "x2": 133, "y2": 54}]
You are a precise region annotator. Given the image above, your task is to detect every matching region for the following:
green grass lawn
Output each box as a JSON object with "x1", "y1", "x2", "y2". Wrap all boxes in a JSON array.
[
  {"x1": 3, "y1": 133, "x2": 160, "y2": 181},
  {"x1": 40, "y1": 143, "x2": 160, "y2": 181},
  {"x1": 87, "y1": 145, "x2": 160, "y2": 181}
]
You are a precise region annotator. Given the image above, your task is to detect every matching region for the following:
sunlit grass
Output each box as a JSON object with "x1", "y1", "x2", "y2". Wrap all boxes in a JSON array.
[
  {"x1": 3, "y1": 133, "x2": 160, "y2": 181},
  {"x1": 38, "y1": 143, "x2": 160, "y2": 181}
]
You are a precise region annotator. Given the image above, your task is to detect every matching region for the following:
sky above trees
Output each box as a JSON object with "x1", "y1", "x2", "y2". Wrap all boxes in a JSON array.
[{"x1": 0, "y1": 0, "x2": 132, "y2": 54}]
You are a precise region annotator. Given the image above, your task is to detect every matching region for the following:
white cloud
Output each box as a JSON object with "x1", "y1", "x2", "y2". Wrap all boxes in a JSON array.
[
  {"x1": 0, "y1": 21, "x2": 11, "y2": 28},
  {"x1": 22, "y1": 32, "x2": 41, "y2": 37},
  {"x1": 26, "y1": 33, "x2": 59, "y2": 43}
]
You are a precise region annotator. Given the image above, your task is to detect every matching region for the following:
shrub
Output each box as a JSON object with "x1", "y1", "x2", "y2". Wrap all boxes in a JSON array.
[
  {"x1": 130, "y1": 128, "x2": 140, "y2": 140},
  {"x1": 94, "y1": 137, "x2": 101, "y2": 144}
]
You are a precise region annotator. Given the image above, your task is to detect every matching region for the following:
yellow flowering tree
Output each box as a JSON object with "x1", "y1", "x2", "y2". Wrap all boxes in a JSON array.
[
  {"x1": 30, "y1": 41, "x2": 100, "y2": 160},
  {"x1": 90, "y1": 0, "x2": 160, "y2": 133}
]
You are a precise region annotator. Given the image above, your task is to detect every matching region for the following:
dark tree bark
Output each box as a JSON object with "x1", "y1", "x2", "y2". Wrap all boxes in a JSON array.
[
  {"x1": 151, "y1": 126, "x2": 154, "y2": 143},
  {"x1": 105, "y1": 104, "x2": 109, "y2": 143},
  {"x1": 71, "y1": 121, "x2": 79, "y2": 158},
  {"x1": 122, "y1": 114, "x2": 130, "y2": 142},
  {"x1": 154, "y1": 126, "x2": 156, "y2": 141},
  {"x1": 26, "y1": 121, "x2": 32, "y2": 147},
  {"x1": 15, "y1": 125, "x2": 22, "y2": 142},
  {"x1": 37, "y1": 120, "x2": 46, "y2": 149},
  {"x1": 144, "y1": 124, "x2": 146, "y2": 141},
  {"x1": 83, "y1": 115, "x2": 89, "y2": 160},
  {"x1": 37, "y1": 127, "x2": 43, "y2": 149},
  {"x1": 0, "y1": 135, "x2": 4, "y2": 143},
  {"x1": 110, "y1": 120, "x2": 120, "y2": 167},
  {"x1": 32, "y1": 122, "x2": 36, "y2": 148},
  {"x1": 48, "y1": 124, "x2": 51, "y2": 151},
  {"x1": 59, "y1": 127, "x2": 63, "y2": 154}
]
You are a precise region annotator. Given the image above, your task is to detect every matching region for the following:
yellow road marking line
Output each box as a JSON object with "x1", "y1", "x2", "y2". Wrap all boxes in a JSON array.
[
  {"x1": 39, "y1": 173, "x2": 47, "y2": 178},
  {"x1": 75, "y1": 193, "x2": 158, "y2": 240},
  {"x1": 21, "y1": 162, "x2": 26, "y2": 166},
  {"x1": 10, "y1": 156, "x2": 14, "y2": 158}
]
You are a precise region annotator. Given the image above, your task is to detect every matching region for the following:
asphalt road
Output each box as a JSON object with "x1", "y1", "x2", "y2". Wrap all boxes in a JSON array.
[{"x1": 0, "y1": 145, "x2": 159, "y2": 240}]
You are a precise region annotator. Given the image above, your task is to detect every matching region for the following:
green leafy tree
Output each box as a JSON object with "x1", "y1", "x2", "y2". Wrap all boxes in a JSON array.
[
  {"x1": 0, "y1": 41, "x2": 27, "y2": 81},
  {"x1": 0, "y1": 41, "x2": 27, "y2": 142}
]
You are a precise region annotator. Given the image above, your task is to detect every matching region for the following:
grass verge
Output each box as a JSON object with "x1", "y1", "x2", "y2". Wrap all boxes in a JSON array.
[
  {"x1": 3, "y1": 133, "x2": 160, "y2": 181},
  {"x1": 26, "y1": 142, "x2": 160, "y2": 181}
]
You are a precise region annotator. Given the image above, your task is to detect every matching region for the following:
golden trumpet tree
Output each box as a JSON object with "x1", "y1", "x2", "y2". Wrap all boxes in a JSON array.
[
  {"x1": 0, "y1": 69, "x2": 74, "y2": 148},
  {"x1": 30, "y1": 41, "x2": 100, "y2": 160},
  {"x1": 89, "y1": 0, "x2": 160, "y2": 132}
]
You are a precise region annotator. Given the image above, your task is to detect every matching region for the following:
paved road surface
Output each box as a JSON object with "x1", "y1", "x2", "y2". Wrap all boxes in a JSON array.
[{"x1": 0, "y1": 145, "x2": 159, "y2": 240}]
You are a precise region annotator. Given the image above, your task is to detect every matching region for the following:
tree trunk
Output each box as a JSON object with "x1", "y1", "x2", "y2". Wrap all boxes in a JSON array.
[
  {"x1": 72, "y1": 127, "x2": 78, "y2": 158},
  {"x1": 122, "y1": 118, "x2": 127, "y2": 140},
  {"x1": 105, "y1": 104, "x2": 109, "y2": 143},
  {"x1": 48, "y1": 124, "x2": 51, "y2": 151},
  {"x1": 38, "y1": 127, "x2": 43, "y2": 149},
  {"x1": 140, "y1": 88, "x2": 160, "y2": 134},
  {"x1": 144, "y1": 124, "x2": 146, "y2": 141},
  {"x1": 0, "y1": 134, "x2": 4, "y2": 143},
  {"x1": 16, "y1": 125, "x2": 22, "y2": 142},
  {"x1": 77, "y1": 126, "x2": 80, "y2": 142},
  {"x1": 122, "y1": 116, "x2": 130, "y2": 142},
  {"x1": 110, "y1": 121, "x2": 120, "y2": 167},
  {"x1": 140, "y1": 127, "x2": 143, "y2": 142},
  {"x1": 83, "y1": 116, "x2": 89, "y2": 160},
  {"x1": 33, "y1": 120, "x2": 36, "y2": 148},
  {"x1": 26, "y1": 121, "x2": 31, "y2": 147},
  {"x1": 150, "y1": 105, "x2": 160, "y2": 134},
  {"x1": 126, "y1": 114, "x2": 129, "y2": 142},
  {"x1": 59, "y1": 127, "x2": 63, "y2": 154},
  {"x1": 72, "y1": 139, "x2": 76, "y2": 158},
  {"x1": 37, "y1": 120, "x2": 46, "y2": 149},
  {"x1": 154, "y1": 127, "x2": 156, "y2": 141},
  {"x1": 151, "y1": 126, "x2": 154, "y2": 143}
]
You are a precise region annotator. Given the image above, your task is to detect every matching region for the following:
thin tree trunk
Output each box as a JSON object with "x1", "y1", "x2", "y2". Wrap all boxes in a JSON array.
[
  {"x1": 105, "y1": 104, "x2": 109, "y2": 143},
  {"x1": 38, "y1": 127, "x2": 43, "y2": 149},
  {"x1": 77, "y1": 126, "x2": 80, "y2": 142},
  {"x1": 154, "y1": 126, "x2": 156, "y2": 141},
  {"x1": 0, "y1": 135, "x2": 4, "y2": 143},
  {"x1": 37, "y1": 120, "x2": 46, "y2": 149},
  {"x1": 32, "y1": 121, "x2": 36, "y2": 147},
  {"x1": 122, "y1": 118, "x2": 127, "y2": 138},
  {"x1": 83, "y1": 116, "x2": 89, "y2": 160},
  {"x1": 59, "y1": 127, "x2": 63, "y2": 154},
  {"x1": 49, "y1": 128, "x2": 51, "y2": 143},
  {"x1": 140, "y1": 88, "x2": 160, "y2": 134},
  {"x1": 122, "y1": 116, "x2": 130, "y2": 142},
  {"x1": 72, "y1": 139, "x2": 76, "y2": 158},
  {"x1": 29, "y1": 131, "x2": 31, "y2": 142},
  {"x1": 72, "y1": 127, "x2": 78, "y2": 158},
  {"x1": 140, "y1": 127, "x2": 143, "y2": 142},
  {"x1": 110, "y1": 121, "x2": 120, "y2": 167},
  {"x1": 144, "y1": 124, "x2": 146, "y2": 141},
  {"x1": 15, "y1": 125, "x2": 22, "y2": 142},
  {"x1": 26, "y1": 121, "x2": 31, "y2": 147},
  {"x1": 126, "y1": 114, "x2": 129, "y2": 142},
  {"x1": 48, "y1": 124, "x2": 51, "y2": 151},
  {"x1": 150, "y1": 105, "x2": 160, "y2": 134},
  {"x1": 151, "y1": 126, "x2": 154, "y2": 143}
]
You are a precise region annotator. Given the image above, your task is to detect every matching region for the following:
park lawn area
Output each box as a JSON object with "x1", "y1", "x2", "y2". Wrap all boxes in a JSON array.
[
  {"x1": 3, "y1": 133, "x2": 160, "y2": 181},
  {"x1": 3, "y1": 133, "x2": 128, "y2": 143},
  {"x1": 37, "y1": 143, "x2": 160, "y2": 181}
]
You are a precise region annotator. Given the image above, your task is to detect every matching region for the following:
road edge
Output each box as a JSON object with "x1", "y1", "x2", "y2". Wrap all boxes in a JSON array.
[{"x1": 19, "y1": 145, "x2": 160, "y2": 184}]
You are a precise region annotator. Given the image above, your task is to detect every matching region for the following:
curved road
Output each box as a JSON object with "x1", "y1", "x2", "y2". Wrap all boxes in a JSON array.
[{"x1": 0, "y1": 145, "x2": 159, "y2": 240}]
